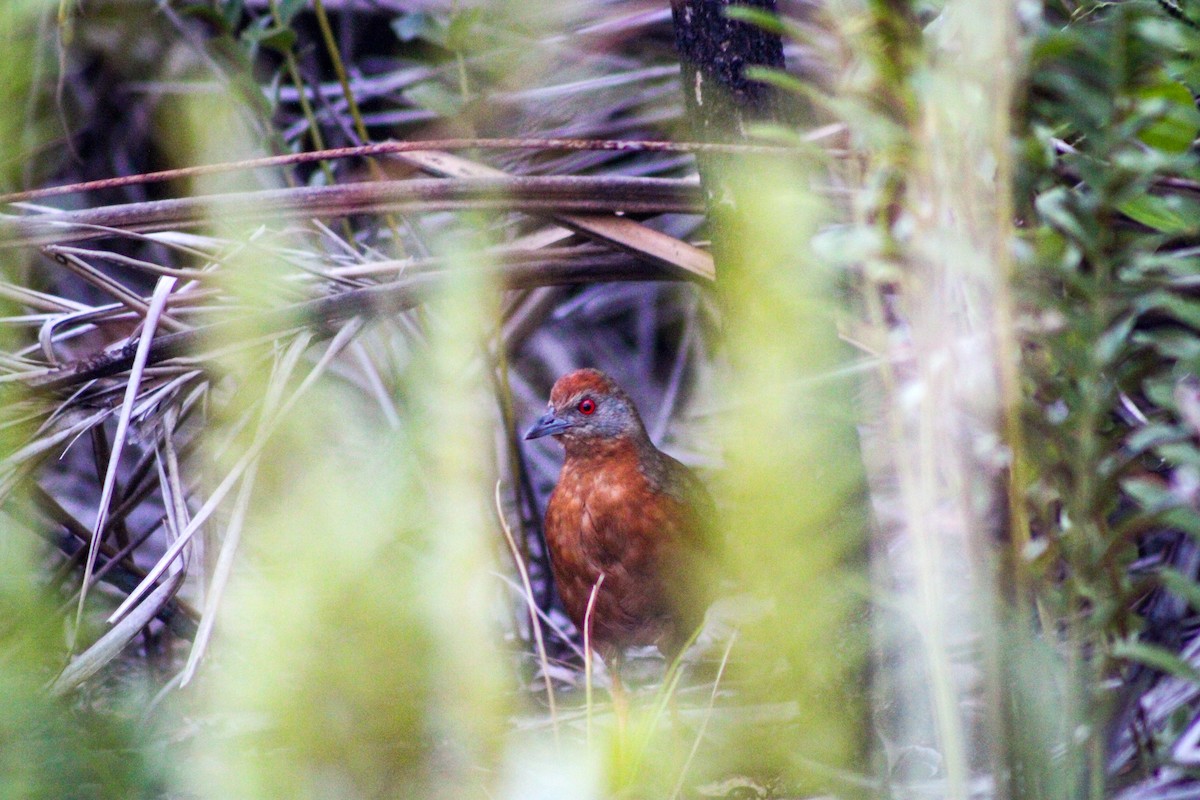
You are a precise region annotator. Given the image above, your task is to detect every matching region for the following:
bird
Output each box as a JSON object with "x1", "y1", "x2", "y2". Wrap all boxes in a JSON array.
[{"x1": 524, "y1": 368, "x2": 714, "y2": 727}]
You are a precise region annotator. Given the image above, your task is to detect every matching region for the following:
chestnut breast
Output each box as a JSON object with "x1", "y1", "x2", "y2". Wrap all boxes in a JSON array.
[{"x1": 544, "y1": 436, "x2": 711, "y2": 659}]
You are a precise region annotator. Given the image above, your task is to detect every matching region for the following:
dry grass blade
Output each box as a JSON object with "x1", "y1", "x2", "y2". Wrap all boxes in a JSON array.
[
  {"x1": 155, "y1": 416, "x2": 191, "y2": 562},
  {"x1": 73, "y1": 276, "x2": 178, "y2": 644},
  {"x1": 51, "y1": 568, "x2": 186, "y2": 696},
  {"x1": 0, "y1": 281, "x2": 90, "y2": 313},
  {"x1": 584, "y1": 572, "x2": 606, "y2": 746},
  {"x1": 4, "y1": 408, "x2": 109, "y2": 475},
  {"x1": 349, "y1": 341, "x2": 400, "y2": 428},
  {"x1": 495, "y1": 573, "x2": 585, "y2": 663},
  {"x1": 105, "y1": 331, "x2": 315, "y2": 624},
  {"x1": 670, "y1": 631, "x2": 737, "y2": 800},
  {"x1": 108, "y1": 320, "x2": 363, "y2": 624},
  {"x1": 397, "y1": 151, "x2": 714, "y2": 280},
  {"x1": 45, "y1": 245, "x2": 211, "y2": 280},
  {"x1": 555, "y1": 215, "x2": 714, "y2": 281},
  {"x1": 494, "y1": 480, "x2": 558, "y2": 740},
  {"x1": 44, "y1": 249, "x2": 189, "y2": 332},
  {"x1": 23, "y1": 257, "x2": 698, "y2": 396},
  {"x1": 179, "y1": 457, "x2": 260, "y2": 687}
]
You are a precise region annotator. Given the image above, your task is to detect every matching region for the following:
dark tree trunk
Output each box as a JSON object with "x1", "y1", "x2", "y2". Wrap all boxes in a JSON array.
[
  {"x1": 669, "y1": 0, "x2": 786, "y2": 209},
  {"x1": 670, "y1": 0, "x2": 785, "y2": 140},
  {"x1": 667, "y1": 5, "x2": 874, "y2": 794}
]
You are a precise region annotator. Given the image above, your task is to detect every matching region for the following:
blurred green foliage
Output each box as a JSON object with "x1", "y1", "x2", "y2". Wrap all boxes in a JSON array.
[
  {"x1": 1017, "y1": 0, "x2": 1200, "y2": 791},
  {"x1": 0, "y1": 1, "x2": 43, "y2": 194},
  {"x1": 713, "y1": 156, "x2": 869, "y2": 788},
  {"x1": 0, "y1": 3, "x2": 162, "y2": 798}
]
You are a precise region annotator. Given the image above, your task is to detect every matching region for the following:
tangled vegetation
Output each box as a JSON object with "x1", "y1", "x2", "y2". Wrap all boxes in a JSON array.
[{"x1": 3, "y1": 0, "x2": 1200, "y2": 798}]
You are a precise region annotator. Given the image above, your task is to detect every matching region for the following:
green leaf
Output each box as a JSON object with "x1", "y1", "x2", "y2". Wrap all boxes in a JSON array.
[
  {"x1": 744, "y1": 122, "x2": 823, "y2": 148},
  {"x1": 1159, "y1": 567, "x2": 1200, "y2": 613},
  {"x1": 1136, "y1": 291, "x2": 1200, "y2": 329},
  {"x1": 180, "y1": 3, "x2": 234, "y2": 33},
  {"x1": 723, "y1": 5, "x2": 787, "y2": 35},
  {"x1": 1155, "y1": 442, "x2": 1200, "y2": 467},
  {"x1": 1134, "y1": 329, "x2": 1200, "y2": 362},
  {"x1": 275, "y1": 0, "x2": 307, "y2": 26},
  {"x1": 1136, "y1": 17, "x2": 1194, "y2": 51},
  {"x1": 1121, "y1": 474, "x2": 1178, "y2": 512},
  {"x1": 405, "y1": 81, "x2": 464, "y2": 117},
  {"x1": 1118, "y1": 193, "x2": 1200, "y2": 234},
  {"x1": 392, "y1": 12, "x2": 447, "y2": 47},
  {"x1": 1159, "y1": 506, "x2": 1200, "y2": 540},
  {"x1": 445, "y1": 8, "x2": 484, "y2": 52},
  {"x1": 1112, "y1": 639, "x2": 1200, "y2": 684},
  {"x1": 1135, "y1": 77, "x2": 1200, "y2": 154},
  {"x1": 1036, "y1": 187, "x2": 1092, "y2": 244},
  {"x1": 245, "y1": 24, "x2": 297, "y2": 55},
  {"x1": 743, "y1": 65, "x2": 807, "y2": 96},
  {"x1": 1123, "y1": 423, "x2": 1189, "y2": 459},
  {"x1": 1029, "y1": 29, "x2": 1079, "y2": 63},
  {"x1": 1094, "y1": 313, "x2": 1137, "y2": 366},
  {"x1": 220, "y1": 0, "x2": 245, "y2": 29}
]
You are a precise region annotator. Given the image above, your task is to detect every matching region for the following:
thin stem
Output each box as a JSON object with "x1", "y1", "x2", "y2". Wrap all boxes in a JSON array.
[
  {"x1": 494, "y1": 481, "x2": 558, "y2": 744},
  {"x1": 583, "y1": 572, "x2": 605, "y2": 747}
]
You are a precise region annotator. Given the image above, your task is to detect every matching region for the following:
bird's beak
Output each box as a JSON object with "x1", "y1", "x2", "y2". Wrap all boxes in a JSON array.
[{"x1": 525, "y1": 410, "x2": 574, "y2": 440}]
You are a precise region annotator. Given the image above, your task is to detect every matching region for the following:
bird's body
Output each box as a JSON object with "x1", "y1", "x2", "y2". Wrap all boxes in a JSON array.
[{"x1": 526, "y1": 369, "x2": 713, "y2": 668}]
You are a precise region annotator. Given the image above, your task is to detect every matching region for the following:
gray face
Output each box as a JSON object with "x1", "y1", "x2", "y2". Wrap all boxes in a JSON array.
[
  {"x1": 559, "y1": 390, "x2": 636, "y2": 440},
  {"x1": 524, "y1": 389, "x2": 643, "y2": 443}
]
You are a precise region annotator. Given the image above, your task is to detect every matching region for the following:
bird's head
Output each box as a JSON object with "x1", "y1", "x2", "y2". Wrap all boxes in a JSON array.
[{"x1": 524, "y1": 368, "x2": 648, "y2": 446}]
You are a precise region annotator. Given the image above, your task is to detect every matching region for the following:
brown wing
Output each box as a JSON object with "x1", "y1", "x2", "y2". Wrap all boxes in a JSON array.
[
  {"x1": 648, "y1": 451, "x2": 718, "y2": 654},
  {"x1": 654, "y1": 451, "x2": 717, "y2": 555}
]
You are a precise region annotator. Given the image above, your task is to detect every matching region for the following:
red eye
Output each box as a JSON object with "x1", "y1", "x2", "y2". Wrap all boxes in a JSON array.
[{"x1": 578, "y1": 398, "x2": 596, "y2": 415}]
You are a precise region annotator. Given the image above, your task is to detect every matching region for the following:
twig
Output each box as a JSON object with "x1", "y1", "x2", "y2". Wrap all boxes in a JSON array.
[
  {"x1": 0, "y1": 136, "x2": 822, "y2": 206},
  {"x1": 1, "y1": 176, "x2": 703, "y2": 249}
]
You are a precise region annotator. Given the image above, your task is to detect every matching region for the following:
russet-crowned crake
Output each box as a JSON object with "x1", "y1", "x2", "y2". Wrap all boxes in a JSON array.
[{"x1": 525, "y1": 368, "x2": 714, "y2": 717}]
